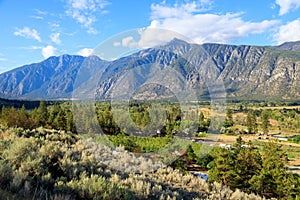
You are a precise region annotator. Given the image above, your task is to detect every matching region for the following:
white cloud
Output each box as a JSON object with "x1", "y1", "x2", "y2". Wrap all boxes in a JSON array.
[
  {"x1": 113, "y1": 41, "x2": 121, "y2": 46},
  {"x1": 31, "y1": 15, "x2": 44, "y2": 20},
  {"x1": 18, "y1": 46, "x2": 42, "y2": 50},
  {"x1": 14, "y1": 27, "x2": 41, "y2": 42},
  {"x1": 42, "y1": 45, "x2": 57, "y2": 59},
  {"x1": 121, "y1": 36, "x2": 138, "y2": 48},
  {"x1": 65, "y1": 0, "x2": 110, "y2": 34},
  {"x1": 51, "y1": 23, "x2": 60, "y2": 28},
  {"x1": 274, "y1": 19, "x2": 300, "y2": 44},
  {"x1": 50, "y1": 33, "x2": 61, "y2": 45},
  {"x1": 77, "y1": 48, "x2": 94, "y2": 56},
  {"x1": 275, "y1": 0, "x2": 300, "y2": 15},
  {"x1": 146, "y1": 2, "x2": 278, "y2": 44},
  {"x1": 138, "y1": 27, "x2": 189, "y2": 48},
  {"x1": 150, "y1": 1, "x2": 211, "y2": 19},
  {"x1": 35, "y1": 9, "x2": 48, "y2": 15},
  {"x1": 31, "y1": 9, "x2": 48, "y2": 20}
]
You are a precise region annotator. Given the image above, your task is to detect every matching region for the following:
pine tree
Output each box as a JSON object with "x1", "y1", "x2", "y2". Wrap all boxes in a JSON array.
[
  {"x1": 226, "y1": 109, "x2": 233, "y2": 126},
  {"x1": 66, "y1": 111, "x2": 76, "y2": 133},
  {"x1": 234, "y1": 143, "x2": 262, "y2": 191},
  {"x1": 54, "y1": 109, "x2": 66, "y2": 130},
  {"x1": 17, "y1": 105, "x2": 30, "y2": 129},
  {"x1": 37, "y1": 101, "x2": 48, "y2": 126},
  {"x1": 210, "y1": 137, "x2": 262, "y2": 191},
  {"x1": 261, "y1": 110, "x2": 270, "y2": 134},
  {"x1": 199, "y1": 112, "x2": 206, "y2": 131},
  {"x1": 246, "y1": 111, "x2": 257, "y2": 134},
  {"x1": 186, "y1": 145, "x2": 196, "y2": 161},
  {"x1": 48, "y1": 103, "x2": 60, "y2": 128},
  {"x1": 208, "y1": 147, "x2": 236, "y2": 186},
  {"x1": 249, "y1": 142, "x2": 297, "y2": 199}
]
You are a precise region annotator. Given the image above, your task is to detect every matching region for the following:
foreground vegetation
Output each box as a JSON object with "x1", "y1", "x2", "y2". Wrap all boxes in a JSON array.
[
  {"x1": 0, "y1": 126, "x2": 270, "y2": 200},
  {"x1": 0, "y1": 100, "x2": 300, "y2": 199}
]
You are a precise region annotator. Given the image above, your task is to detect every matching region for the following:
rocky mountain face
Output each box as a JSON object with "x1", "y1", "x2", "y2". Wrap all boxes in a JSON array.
[
  {"x1": 0, "y1": 55, "x2": 107, "y2": 99},
  {"x1": 275, "y1": 41, "x2": 300, "y2": 52},
  {"x1": 0, "y1": 39, "x2": 299, "y2": 100}
]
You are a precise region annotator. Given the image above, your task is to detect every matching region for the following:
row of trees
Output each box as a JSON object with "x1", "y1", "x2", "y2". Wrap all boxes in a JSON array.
[
  {"x1": 0, "y1": 101, "x2": 210, "y2": 137},
  {"x1": 0, "y1": 101, "x2": 76, "y2": 132},
  {"x1": 1, "y1": 101, "x2": 299, "y2": 138}
]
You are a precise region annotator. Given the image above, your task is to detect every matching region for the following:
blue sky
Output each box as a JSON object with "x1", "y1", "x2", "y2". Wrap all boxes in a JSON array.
[{"x1": 0, "y1": 0, "x2": 300, "y2": 73}]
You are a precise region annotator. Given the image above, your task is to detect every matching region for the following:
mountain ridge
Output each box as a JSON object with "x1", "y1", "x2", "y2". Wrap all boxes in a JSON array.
[{"x1": 0, "y1": 40, "x2": 299, "y2": 100}]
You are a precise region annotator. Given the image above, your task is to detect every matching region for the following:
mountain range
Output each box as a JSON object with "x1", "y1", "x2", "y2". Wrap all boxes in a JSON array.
[{"x1": 0, "y1": 39, "x2": 299, "y2": 101}]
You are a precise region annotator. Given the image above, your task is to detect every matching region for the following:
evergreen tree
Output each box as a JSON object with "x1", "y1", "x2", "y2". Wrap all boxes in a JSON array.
[
  {"x1": 249, "y1": 142, "x2": 297, "y2": 199},
  {"x1": 37, "y1": 100, "x2": 48, "y2": 126},
  {"x1": 48, "y1": 103, "x2": 61, "y2": 128},
  {"x1": 66, "y1": 111, "x2": 76, "y2": 133},
  {"x1": 54, "y1": 109, "x2": 66, "y2": 130},
  {"x1": 224, "y1": 108, "x2": 234, "y2": 127},
  {"x1": 246, "y1": 111, "x2": 257, "y2": 134},
  {"x1": 234, "y1": 143, "x2": 262, "y2": 191},
  {"x1": 186, "y1": 145, "x2": 196, "y2": 161},
  {"x1": 199, "y1": 112, "x2": 207, "y2": 132},
  {"x1": 209, "y1": 147, "x2": 236, "y2": 186},
  {"x1": 261, "y1": 110, "x2": 270, "y2": 134},
  {"x1": 17, "y1": 105, "x2": 31, "y2": 129},
  {"x1": 210, "y1": 137, "x2": 262, "y2": 191}
]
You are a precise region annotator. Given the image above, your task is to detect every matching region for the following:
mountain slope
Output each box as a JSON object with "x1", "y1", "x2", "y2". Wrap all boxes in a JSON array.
[
  {"x1": 0, "y1": 40, "x2": 299, "y2": 100},
  {"x1": 0, "y1": 55, "x2": 108, "y2": 99},
  {"x1": 95, "y1": 40, "x2": 300, "y2": 100}
]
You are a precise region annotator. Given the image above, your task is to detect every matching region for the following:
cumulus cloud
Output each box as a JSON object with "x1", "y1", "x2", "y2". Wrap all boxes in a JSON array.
[
  {"x1": 14, "y1": 27, "x2": 41, "y2": 42},
  {"x1": 145, "y1": 2, "x2": 278, "y2": 44},
  {"x1": 274, "y1": 19, "x2": 300, "y2": 44},
  {"x1": 275, "y1": 0, "x2": 300, "y2": 15},
  {"x1": 42, "y1": 45, "x2": 57, "y2": 59},
  {"x1": 77, "y1": 48, "x2": 94, "y2": 56},
  {"x1": 65, "y1": 0, "x2": 110, "y2": 34},
  {"x1": 122, "y1": 36, "x2": 140, "y2": 48},
  {"x1": 50, "y1": 33, "x2": 61, "y2": 44}
]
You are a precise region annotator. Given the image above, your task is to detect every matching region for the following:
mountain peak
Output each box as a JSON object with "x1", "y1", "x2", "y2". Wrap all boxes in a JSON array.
[
  {"x1": 167, "y1": 38, "x2": 190, "y2": 45},
  {"x1": 276, "y1": 41, "x2": 300, "y2": 52}
]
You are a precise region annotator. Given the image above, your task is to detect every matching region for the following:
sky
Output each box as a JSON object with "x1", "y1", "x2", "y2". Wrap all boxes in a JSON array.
[{"x1": 0, "y1": 0, "x2": 300, "y2": 73}]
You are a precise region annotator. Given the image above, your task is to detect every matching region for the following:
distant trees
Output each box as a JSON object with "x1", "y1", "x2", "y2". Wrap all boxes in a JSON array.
[
  {"x1": 0, "y1": 101, "x2": 75, "y2": 132},
  {"x1": 1, "y1": 106, "x2": 34, "y2": 129}
]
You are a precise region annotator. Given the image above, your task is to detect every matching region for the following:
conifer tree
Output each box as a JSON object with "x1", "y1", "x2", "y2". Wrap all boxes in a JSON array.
[
  {"x1": 225, "y1": 108, "x2": 234, "y2": 127},
  {"x1": 246, "y1": 111, "x2": 257, "y2": 134},
  {"x1": 261, "y1": 110, "x2": 270, "y2": 134},
  {"x1": 38, "y1": 101, "x2": 48, "y2": 125},
  {"x1": 249, "y1": 142, "x2": 297, "y2": 199}
]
